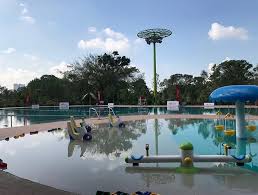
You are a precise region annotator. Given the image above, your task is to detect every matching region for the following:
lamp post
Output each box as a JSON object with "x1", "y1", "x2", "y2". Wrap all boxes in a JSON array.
[{"x1": 137, "y1": 28, "x2": 172, "y2": 105}]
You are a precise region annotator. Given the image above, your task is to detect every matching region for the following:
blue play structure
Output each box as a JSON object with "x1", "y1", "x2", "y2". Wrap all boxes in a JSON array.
[
  {"x1": 210, "y1": 85, "x2": 258, "y2": 139},
  {"x1": 209, "y1": 85, "x2": 258, "y2": 103}
]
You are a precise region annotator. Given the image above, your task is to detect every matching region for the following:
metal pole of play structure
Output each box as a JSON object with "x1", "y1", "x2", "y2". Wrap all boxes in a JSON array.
[
  {"x1": 154, "y1": 119, "x2": 159, "y2": 167},
  {"x1": 153, "y1": 42, "x2": 157, "y2": 105},
  {"x1": 236, "y1": 101, "x2": 246, "y2": 139},
  {"x1": 236, "y1": 138, "x2": 247, "y2": 157},
  {"x1": 154, "y1": 119, "x2": 159, "y2": 156},
  {"x1": 137, "y1": 28, "x2": 172, "y2": 105}
]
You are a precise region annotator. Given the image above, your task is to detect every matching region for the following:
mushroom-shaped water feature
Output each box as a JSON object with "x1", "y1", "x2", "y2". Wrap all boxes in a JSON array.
[{"x1": 209, "y1": 85, "x2": 258, "y2": 139}]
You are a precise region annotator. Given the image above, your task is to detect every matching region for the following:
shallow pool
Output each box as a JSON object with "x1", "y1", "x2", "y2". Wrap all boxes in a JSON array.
[{"x1": 0, "y1": 118, "x2": 258, "y2": 194}]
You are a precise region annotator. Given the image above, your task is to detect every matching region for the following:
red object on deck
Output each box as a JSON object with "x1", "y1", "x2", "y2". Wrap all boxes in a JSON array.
[{"x1": 0, "y1": 162, "x2": 7, "y2": 169}]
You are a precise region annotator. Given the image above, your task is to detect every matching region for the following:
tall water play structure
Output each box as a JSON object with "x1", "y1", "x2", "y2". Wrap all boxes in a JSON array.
[{"x1": 209, "y1": 85, "x2": 258, "y2": 139}]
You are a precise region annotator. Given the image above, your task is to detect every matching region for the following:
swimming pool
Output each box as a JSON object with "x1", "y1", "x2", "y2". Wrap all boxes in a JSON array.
[
  {"x1": 1, "y1": 106, "x2": 258, "y2": 128},
  {"x1": 1, "y1": 118, "x2": 258, "y2": 194}
]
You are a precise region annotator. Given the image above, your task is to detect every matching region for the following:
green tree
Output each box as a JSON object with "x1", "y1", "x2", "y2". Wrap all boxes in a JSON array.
[
  {"x1": 209, "y1": 60, "x2": 254, "y2": 88},
  {"x1": 65, "y1": 51, "x2": 141, "y2": 104},
  {"x1": 26, "y1": 75, "x2": 69, "y2": 105}
]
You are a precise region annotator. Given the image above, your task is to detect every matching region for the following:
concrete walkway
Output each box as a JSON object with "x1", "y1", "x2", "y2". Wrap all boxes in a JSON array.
[{"x1": 0, "y1": 171, "x2": 76, "y2": 195}]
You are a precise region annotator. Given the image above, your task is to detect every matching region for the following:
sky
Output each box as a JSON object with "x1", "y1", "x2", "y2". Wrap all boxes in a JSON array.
[{"x1": 1, "y1": 0, "x2": 258, "y2": 89}]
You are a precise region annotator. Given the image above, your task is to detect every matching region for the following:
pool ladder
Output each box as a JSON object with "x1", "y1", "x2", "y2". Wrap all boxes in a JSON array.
[{"x1": 89, "y1": 108, "x2": 100, "y2": 119}]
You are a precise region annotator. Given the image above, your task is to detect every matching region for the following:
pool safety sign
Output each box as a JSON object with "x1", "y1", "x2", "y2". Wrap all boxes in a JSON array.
[
  {"x1": 59, "y1": 102, "x2": 69, "y2": 110},
  {"x1": 167, "y1": 101, "x2": 179, "y2": 111},
  {"x1": 204, "y1": 102, "x2": 214, "y2": 109},
  {"x1": 108, "y1": 103, "x2": 114, "y2": 108},
  {"x1": 31, "y1": 104, "x2": 39, "y2": 109}
]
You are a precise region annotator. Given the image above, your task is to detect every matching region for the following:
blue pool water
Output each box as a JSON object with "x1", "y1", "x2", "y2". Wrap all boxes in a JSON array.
[
  {"x1": 1, "y1": 106, "x2": 258, "y2": 128},
  {"x1": 0, "y1": 118, "x2": 258, "y2": 194}
]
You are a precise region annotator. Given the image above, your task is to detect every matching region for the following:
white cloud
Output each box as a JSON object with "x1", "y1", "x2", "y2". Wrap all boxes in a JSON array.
[
  {"x1": 18, "y1": 3, "x2": 35, "y2": 24},
  {"x1": 134, "y1": 38, "x2": 144, "y2": 45},
  {"x1": 208, "y1": 63, "x2": 215, "y2": 73},
  {"x1": 208, "y1": 22, "x2": 248, "y2": 40},
  {"x1": 78, "y1": 27, "x2": 130, "y2": 52},
  {"x1": 19, "y1": 3, "x2": 26, "y2": 13},
  {"x1": 1, "y1": 48, "x2": 16, "y2": 54},
  {"x1": 49, "y1": 61, "x2": 71, "y2": 78},
  {"x1": 24, "y1": 53, "x2": 39, "y2": 61},
  {"x1": 20, "y1": 16, "x2": 35, "y2": 24},
  {"x1": 21, "y1": 7, "x2": 28, "y2": 14},
  {"x1": 0, "y1": 54, "x2": 68, "y2": 88},
  {"x1": 223, "y1": 57, "x2": 231, "y2": 62},
  {"x1": 103, "y1": 28, "x2": 126, "y2": 39},
  {"x1": 207, "y1": 57, "x2": 232, "y2": 73},
  {"x1": 0, "y1": 68, "x2": 40, "y2": 89},
  {"x1": 88, "y1": 26, "x2": 97, "y2": 33},
  {"x1": 78, "y1": 38, "x2": 103, "y2": 49}
]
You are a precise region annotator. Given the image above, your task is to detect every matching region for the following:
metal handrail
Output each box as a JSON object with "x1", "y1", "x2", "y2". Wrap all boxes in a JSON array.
[
  {"x1": 89, "y1": 108, "x2": 100, "y2": 119},
  {"x1": 0, "y1": 114, "x2": 90, "y2": 128},
  {"x1": 108, "y1": 107, "x2": 116, "y2": 117}
]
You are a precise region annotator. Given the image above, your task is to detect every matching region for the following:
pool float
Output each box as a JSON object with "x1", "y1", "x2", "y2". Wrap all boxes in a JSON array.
[
  {"x1": 70, "y1": 117, "x2": 85, "y2": 134},
  {"x1": 215, "y1": 125, "x2": 224, "y2": 131},
  {"x1": 80, "y1": 119, "x2": 92, "y2": 133},
  {"x1": 71, "y1": 116, "x2": 92, "y2": 134},
  {"x1": 246, "y1": 125, "x2": 256, "y2": 132},
  {"x1": 67, "y1": 121, "x2": 92, "y2": 141},
  {"x1": 118, "y1": 122, "x2": 126, "y2": 128},
  {"x1": 67, "y1": 122, "x2": 85, "y2": 141},
  {"x1": 108, "y1": 114, "x2": 125, "y2": 128},
  {"x1": 224, "y1": 129, "x2": 236, "y2": 136},
  {"x1": 117, "y1": 116, "x2": 126, "y2": 128},
  {"x1": 83, "y1": 133, "x2": 92, "y2": 141}
]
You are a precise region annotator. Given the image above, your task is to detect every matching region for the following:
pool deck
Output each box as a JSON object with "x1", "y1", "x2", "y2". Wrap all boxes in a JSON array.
[
  {"x1": 1, "y1": 113, "x2": 258, "y2": 139},
  {"x1": 0, "y1": 171, "x2": 76, "y2": 195}
]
